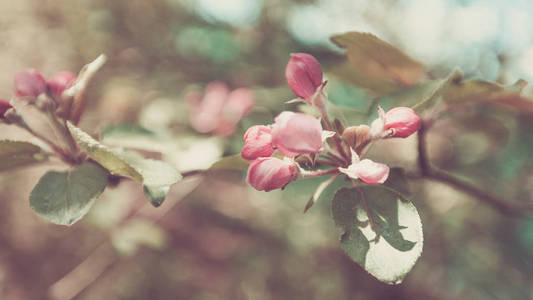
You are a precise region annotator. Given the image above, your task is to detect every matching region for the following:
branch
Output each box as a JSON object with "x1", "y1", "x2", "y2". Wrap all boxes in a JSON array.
[{"x1": 415, "y1": 121, "x2": 533, "y2": 217}]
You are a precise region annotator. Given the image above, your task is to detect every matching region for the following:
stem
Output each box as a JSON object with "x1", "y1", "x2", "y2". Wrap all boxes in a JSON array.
[
  {"x1": 327, "y1": 151, "x2": 346, "y2": 165},
  {"x1": 317, "y1": 103, "x2": 350, "y2": 163},
  {"x1": 353, "y1": 181, "x2": 376, "y2": 232},
  {"x1": 315, "y1": 158, "x2": 338, "y2": 167},
  {"x1": 302, "y1": 168, "x2": 339, "y2": 178}
]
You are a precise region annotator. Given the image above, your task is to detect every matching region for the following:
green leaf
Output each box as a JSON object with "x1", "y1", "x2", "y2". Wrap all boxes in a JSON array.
[
  {"x1": 67, "y1": 122, "x2": 142, "y2": 181},
  {"x1": 68, "y1": 122, "x2": 181, "y2": 207},
  {"x1": 100, "y1": 123, "x2": 156, "y2": 140},
  {"x1": 330, "y1": 32, "x2": 424, "y2": 94},
  {"x1": 29, "y1": 162, "x2": 108, "y2": 226},
  {"x1": 0, "y1": 140, "x2": 48, "y2": 171},
  {"x1": 118, "y1": 150, "x2": 182, "y2": 207},
  {"x1": 209, "y1": 154, "x2": 249, "y2": 172},
  {"x1": 331, "y1": 186, "x2": 423, "y2": 284}
]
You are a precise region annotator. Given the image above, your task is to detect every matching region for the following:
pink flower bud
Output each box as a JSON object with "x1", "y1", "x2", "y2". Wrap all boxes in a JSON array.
[
  {"x1": 271, "y1": 111, "x2": 323, "y2": 157},
  {"x1": 246, "y1": 157, "x2": 297, "y2": 191},
  {"x1": 339, "y1": 150, "x2": 389, "y2": 185},
  {"x1": 188, "y1": 82, "x2": 229, "y2": 134},
  {"x1": 383, "y1": 107, "x2": 422, "y2": 138},
  {"x1": 241, "y1": 125, "x2": 274, "y2": 161},
  {"x1": 0, "y1": 99, "x2": 12, "y2": 118},
  {"x1": 285, "y1": 53, "x2": 323, "y2": 101},
  {"x1": 48, "y1": 71, "x2": 76, "y2": 100},
  {"x1": 13, "y1": 69, "x2": 47, "y2": 99}
]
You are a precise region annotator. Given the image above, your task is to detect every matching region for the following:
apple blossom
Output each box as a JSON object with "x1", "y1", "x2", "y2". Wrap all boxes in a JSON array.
[
  {"x1": 246, "y1": 157, "x2": 297, "y2": 192},
  {"x1": 241, "y1": 125, "x2": 275, "y2": 161},
  {"x1": 13, "y1": 69, "x2": 47, "y2": 100},
  {"x1": 271, "y1": 111, "x2": 323, "y2": 157},
  {"x1": 285, "y1": 53, "x2": 323, "y2": 102}
]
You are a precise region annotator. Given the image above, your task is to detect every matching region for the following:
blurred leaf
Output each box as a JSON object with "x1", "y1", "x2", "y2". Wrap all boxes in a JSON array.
[
  {"x1": 100, "y1": 123, "x2": 156, "y2": 139},
  {"x1": 118, "y1": 150, "x2": 182, "y2": 207},
  {"x1": 330, "y1": 32, "x2": 424, "y2": 94},
  {"x1": 0, "y1": 140, "x2": 48, "y2": 171},
  {"x1": 29, "y1": 162, "x2": 108, "y2": 226},
  {"x1": 68, "y1": 122, "x2": 181, "y2": 206},
  {"x1": 209, "y1": 154, "x2": 249, "y2": 171},
  {"x1": 331, "y1": 186, "x2": 423, "y2": 284}
]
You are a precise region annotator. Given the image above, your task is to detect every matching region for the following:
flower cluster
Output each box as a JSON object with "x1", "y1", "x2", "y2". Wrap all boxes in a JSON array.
[
  {"x1": 186, "y1": 81, "x2": 255, "y2": 136},
  {"x1": 242, "y1": 53, "x2": 422, "y2": 198}
]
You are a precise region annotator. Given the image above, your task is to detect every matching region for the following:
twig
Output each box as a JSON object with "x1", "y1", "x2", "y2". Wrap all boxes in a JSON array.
[{"x1": 415, "y1": 121, "x2": 533, "y2": 217}]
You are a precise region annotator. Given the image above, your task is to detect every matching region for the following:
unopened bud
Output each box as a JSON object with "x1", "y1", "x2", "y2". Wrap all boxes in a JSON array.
[
  {"x1": 384, "y1": 107, "x2": 421, "y2": 138},
  {"x1": 13, "y1": 69, "x2": 47, "y2": 100},
  {"x1": 246, "y1": 157, "x2": 297, "y2": 191},
  {"x1": 271, "y1": 111, "x2": 323, "y2": 157},
  {"x1": 241, "y1": 125, "x2": 274, "y2": 161},
  {"x1": 285, "y1": 53, "x2": 323, "y2": 102},
  {"x1": 48, "y1": 71, "x2": 76, "y2": 100},
  {"x1": 342, "y1": 125, "x2": 370, "y2": 149},
  {"x1": 0, "y1": 99, "x2": 12, "y2": 119}
]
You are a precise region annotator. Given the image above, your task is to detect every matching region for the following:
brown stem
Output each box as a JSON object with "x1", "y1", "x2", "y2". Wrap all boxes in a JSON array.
[
  {"x1": 318, "y1": 104, "x2": 350, "y2": 163},
  {"x1": 415, "y1": 121, "x2": 533, "y2": 217},
  {"x1": 302, "y1": 168, "x2": 339, "y2": 178},
  {"x1": 315, "y1": 158, "x2": 338, "y2": 167}
]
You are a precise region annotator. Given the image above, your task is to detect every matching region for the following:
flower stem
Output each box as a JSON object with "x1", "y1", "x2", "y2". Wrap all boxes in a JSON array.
[{"x1": 302, "y1": 168, "x2": 339, "y2": 178}]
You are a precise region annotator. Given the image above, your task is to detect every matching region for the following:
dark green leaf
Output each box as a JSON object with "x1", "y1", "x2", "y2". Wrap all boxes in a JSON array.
[
  {"x1": 0, "y1": 140, "x2": 48, "y2": 171},
  {"x1": 29, "y1": 162, "x2": 108, "y2": 226},
  {"x1": 331, "y1": 186, "x2": 423, "y2": 284}
]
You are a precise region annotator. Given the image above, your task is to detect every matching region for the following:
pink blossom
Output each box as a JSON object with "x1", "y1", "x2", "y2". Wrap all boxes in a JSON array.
[
  {"x1": 384, "y1": 107, "x2": 421, "y2": 138},
  {"x1": 0, "y1": 99, "x2": 12, "y2": 118},
  {"x1": 339, "y1": 150, "x2": 389, "y2": 185},
  {"x1": 187, "y1": 82, "x2": 255, "y2": 136},
  {"x1": 271, "y1": 111, "x2": 323, "y2": 157},
  {"x1": 241, "y1": 125, "x2": 274, "y2": 161},
  {"x1": 48, "y1": 71, "x2": 76, "y2": 100},
  {"x1": 246, "y1": 157, "x2": 297, "y2": 191},
  {"x1": 285, "y1": 53, "x2": 323, "y2": 102},
  {"x1": 371, "y1": 106, "x2": 421, "y2": 138},
  {"x1": 13, "y1": 69, "x2": 47, "y2": 100}
]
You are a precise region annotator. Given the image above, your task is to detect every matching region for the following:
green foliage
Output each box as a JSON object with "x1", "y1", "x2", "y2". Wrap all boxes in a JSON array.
[
  {"x1": 331, "y1": 185, "x2": 422, "y2": 284},
  {"x1": 68, "y1": 122, "x2": 181, "y2": 207},
  {"x1": 0, "y1": 140, "x2": 47, "y2": 170},
  {"x1": 29, "y1": 162, "x2": 108, "y2": 226}
]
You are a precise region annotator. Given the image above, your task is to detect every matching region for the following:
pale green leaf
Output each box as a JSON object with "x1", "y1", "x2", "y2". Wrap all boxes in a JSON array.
[
  {"x1": 29, "y1": 162, "x2": 108, "y2": 226},
  {"x1": 209, "y1": 154, "x2": 249, "y2": 172}
]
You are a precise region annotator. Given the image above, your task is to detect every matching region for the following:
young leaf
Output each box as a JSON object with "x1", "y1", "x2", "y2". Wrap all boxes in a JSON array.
[
  {"x1": 331, "y1": 186, "x2": 423, "y2": 284},
  {"x1": 29, "y1": 162, "x2": 108, "y2": 226},
  {"x1": 330, "y1": 32, "x2": 424, "y2": 94},
  {"x1": 67, "y1": 122, "x2": 142, "y2": 181},
  {"x1": 68, "y1": 122, "x2": 181, "y2": 206},
  {"x1": 0, "y1": 140, "x2": 48, "y2": 171}
]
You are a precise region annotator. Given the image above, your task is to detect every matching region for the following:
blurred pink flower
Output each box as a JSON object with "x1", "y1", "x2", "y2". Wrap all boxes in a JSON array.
[
  {"x1": 47, "y1": 71, "x2": 76, "y2": 100},
  {"x1": 0, "y1": 99, "x2": 12, "y2": 118},
  {"x1": 187, "y1": 82, "x2": 254, "y2": 136},
  {"x1": 13, "y1": 69, "x2": 47, "y2": 100},
  {"x1": 246, "y1": 157, "x2": 297, "y2": 191}
]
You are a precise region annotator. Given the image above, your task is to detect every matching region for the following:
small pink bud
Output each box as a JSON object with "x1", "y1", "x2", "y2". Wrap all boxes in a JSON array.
[
  {"x1": 188, "y1": 82, "x2": 229, "y2": 134},
  {"x1": 271, "y1": 111, "x2": 323, "y2": 157},
  {"x1": 383, "y1": 107, "x2": 422, "y2": 138},
  {"x1": 241, "y1": 125, "x2": 274, "y2": 161},
  {"x1": 285, "y1": 53, "x2": 323, "y2": 101},
  {"x1": 246, "y1": 157, "x2": 297, "y2": 191},
  {"x1": 13, "y1": 69, "x2": 47, "y2": 99},
  {"x1": 0, "y1": 99, "x2": 12, "y2": 118},
  {"x1": 48, "y1": 71, "x2": 76, "y2": 100}
]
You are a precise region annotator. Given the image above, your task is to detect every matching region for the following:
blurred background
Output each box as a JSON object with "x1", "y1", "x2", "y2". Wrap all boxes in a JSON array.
[{"x1": 1, "y1": 0, "x2": 533, "y2": 299}]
